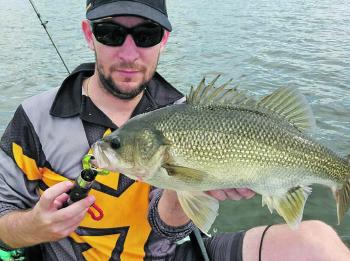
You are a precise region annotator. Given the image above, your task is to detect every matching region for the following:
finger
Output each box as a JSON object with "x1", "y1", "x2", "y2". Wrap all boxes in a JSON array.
[
  {"x1": 54, "y1": 195, "x2": 95, "y2": 222},
  {"x1": 53, "y1": 193, "x2": 69, "y2": 209},
  {"x1": 60, "y1": 209, "x2": 89, "y2": 231},
  {"x1": 61, "y1": 212, "x2": 88, "y2": 236},
  {"x1": 39, "y1": 181, "x2": 73, "y2": 209},
  {"x1": 47, "y1": 210, "x2": 89, "y2": 241},
  {"x1": 223, "y1": 189, "x2": 243, "y2": 200},
  {"x1": 236, "y1": 188, "x2": 256, "y2": 199},
  {"x1": 206, "y1": 190, "x2": 227, "y2": 201}
]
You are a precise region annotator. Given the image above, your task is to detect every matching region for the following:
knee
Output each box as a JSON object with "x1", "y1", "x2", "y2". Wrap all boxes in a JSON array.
[
  {"x1": 275, "y1": 220, "x2": 336, "y2": 250},
  {"x1": 287, "y1": 220, "x2": 349, "y2": 259},
  {"x1": 298, "y1": 220, "x2": 337, "y2": 240},
  {"x1": 243, "y1": 221, "x2": 350, "y2": 261}
]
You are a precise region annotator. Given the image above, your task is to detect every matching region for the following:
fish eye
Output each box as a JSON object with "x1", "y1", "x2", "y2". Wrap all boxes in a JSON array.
[{"x1": 110, "y1": 139, "x2": 121, "y2": 150}]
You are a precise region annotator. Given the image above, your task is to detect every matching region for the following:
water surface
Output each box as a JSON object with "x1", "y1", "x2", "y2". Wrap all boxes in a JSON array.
[{"x1": 1, "y1": 0, "x2": 349, "y2": 245}]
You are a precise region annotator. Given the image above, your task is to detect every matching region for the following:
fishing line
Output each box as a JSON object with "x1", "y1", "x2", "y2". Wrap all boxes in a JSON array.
[
  {"x1": 27, "y1": 0, "x2": 71, "y2": 74},
  {"x1": 189, "y1": 227, "x2": 211, "y2": 261}
]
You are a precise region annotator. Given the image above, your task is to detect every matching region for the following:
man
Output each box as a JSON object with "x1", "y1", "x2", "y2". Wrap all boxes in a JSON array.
[{"x1": 0, "y1": 0, "x2": 349, "y2": 260}]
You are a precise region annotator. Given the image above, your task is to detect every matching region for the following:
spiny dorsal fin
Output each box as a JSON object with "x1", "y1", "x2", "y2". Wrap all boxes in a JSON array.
[
  {"x1": 188, "y1": 77, "x2": 207, "y2": 103},
  {"x1": 187, "y1": 76, "x2": 256, "y2": 107},
  {"x1": 257, "y1": 87, "x2": 316, "y2": 132}
]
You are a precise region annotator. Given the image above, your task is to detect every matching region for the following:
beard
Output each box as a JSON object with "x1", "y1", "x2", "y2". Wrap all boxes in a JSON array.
[
  {"x1": 97, "y1": 69, "x2": 146, "y2": 100},
  {"x1": 96, "y1": 55, "x2": 160, "y2": 100}
]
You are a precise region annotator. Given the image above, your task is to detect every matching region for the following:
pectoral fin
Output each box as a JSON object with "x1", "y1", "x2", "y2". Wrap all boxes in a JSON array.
[
  {"x1": 163, "y1": 164, "x2": 206, "y2": 182},
  {"x1": 262, "y1": 186, "x2": 312, "y2": 229},
  {"x1": 177, "y1": 191, "x2": 219, "y2": 234}
]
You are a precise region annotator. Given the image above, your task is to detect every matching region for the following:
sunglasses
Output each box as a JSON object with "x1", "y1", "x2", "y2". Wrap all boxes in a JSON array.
[{"x1": 91, "y1": 21, "x2": 164, "y2": 48}]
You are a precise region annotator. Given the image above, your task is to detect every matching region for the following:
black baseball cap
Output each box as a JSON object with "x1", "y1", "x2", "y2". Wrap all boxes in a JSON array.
[{"x1": 86, "y1": 0, "x2": 172, "y2": 31}]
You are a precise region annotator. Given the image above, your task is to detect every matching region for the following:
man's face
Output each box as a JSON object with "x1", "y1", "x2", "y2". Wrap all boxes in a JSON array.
[{"x1": 85, "y1": 16, "x2": 168, "y2": 99}]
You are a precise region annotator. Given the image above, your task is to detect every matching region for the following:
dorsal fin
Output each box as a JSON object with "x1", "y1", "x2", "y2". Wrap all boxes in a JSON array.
[
  {"x1": 257, "y1": 87, "x2": 316, "y2": 132},
  {"x1": 187, "y1": 78, "x2": 315, "y2": 132},
  {"x1": 187, "y1": 76, "x2": 256, "y2": 107},
  {"x1": 190, "y1": 75, "x2": 221, "y2": 103}
]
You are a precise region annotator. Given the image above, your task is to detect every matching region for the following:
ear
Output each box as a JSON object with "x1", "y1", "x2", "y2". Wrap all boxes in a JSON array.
[
  {"x1": 82, "y1": 19, "x2": 95, "y2": 51},
  {"x1": 159, "y1": 30, "x2": 170, "y2": 53}
]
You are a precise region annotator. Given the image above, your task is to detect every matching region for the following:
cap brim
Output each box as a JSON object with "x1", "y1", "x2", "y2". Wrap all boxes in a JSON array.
[{"x1": 87, "y1": 1, "x2": 172, "y2": 31}]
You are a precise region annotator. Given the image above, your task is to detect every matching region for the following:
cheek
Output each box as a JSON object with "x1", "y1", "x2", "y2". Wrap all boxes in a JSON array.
[
  {"x1": 141, "y1": 49, "x2": 160, "y2": 72},
  {"x1": 95, "y1": 44, "x2": 115, "y2": 64},
  {"x1": 143, "y1": 48, "x2": 159, "y2": 63}
]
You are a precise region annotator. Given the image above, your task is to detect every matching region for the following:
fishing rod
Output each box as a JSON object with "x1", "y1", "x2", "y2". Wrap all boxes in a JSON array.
[{"x1": 27, "y1": 0, "x2": 70, "y2": 74}]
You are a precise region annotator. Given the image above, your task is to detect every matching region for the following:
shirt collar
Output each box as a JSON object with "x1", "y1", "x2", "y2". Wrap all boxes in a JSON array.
[{"x1": 50, "y1": 63, "x2": 184, "y2": 128}]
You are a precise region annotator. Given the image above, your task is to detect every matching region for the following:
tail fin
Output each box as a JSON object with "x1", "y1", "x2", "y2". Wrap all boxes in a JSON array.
[{"x1": 336, "y1": 155, "x2": 350, "y2": 224}]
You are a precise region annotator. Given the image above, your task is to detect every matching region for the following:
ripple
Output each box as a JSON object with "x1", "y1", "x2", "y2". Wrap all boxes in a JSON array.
[{"x1": 1, "y1": 0, "x2": 350, "y2": 243}]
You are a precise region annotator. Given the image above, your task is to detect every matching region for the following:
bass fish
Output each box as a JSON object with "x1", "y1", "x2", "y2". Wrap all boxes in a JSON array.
[{"x1": 92, "y1": 77, "x2": 350, "y2": 233}]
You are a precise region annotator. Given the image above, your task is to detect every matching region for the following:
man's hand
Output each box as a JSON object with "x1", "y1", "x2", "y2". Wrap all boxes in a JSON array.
[
  {"x1": 30, "y1": 181, "x2": 95, "y2": 243},
  {"x1": 0, "y1": 181, "x2": 95, "y2": 248},
  {"x1": 206, "y1": 188, "x2": 255, "y2": 201},
  {"x1": 158, "y1": 189, "x2": 190, "y2": 227}
]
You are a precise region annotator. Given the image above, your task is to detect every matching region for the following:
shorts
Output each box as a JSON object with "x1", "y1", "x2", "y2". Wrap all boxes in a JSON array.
[{"x1": 173, "y1": 231, "x2": 245, "y2": 261}]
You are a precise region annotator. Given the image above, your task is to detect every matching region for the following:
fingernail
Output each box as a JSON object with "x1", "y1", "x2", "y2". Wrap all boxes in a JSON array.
[
  {"x1": 87, "y1": 195, "x2": 95, "y2": 204},
  {"x1": 65, "y1": 181, "x2": 73, "y2": 187}
]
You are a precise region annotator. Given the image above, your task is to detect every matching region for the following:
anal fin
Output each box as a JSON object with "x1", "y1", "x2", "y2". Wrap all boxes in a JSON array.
[{"x1": 262, "y1": 186, "x2": 312, "y2": 229}]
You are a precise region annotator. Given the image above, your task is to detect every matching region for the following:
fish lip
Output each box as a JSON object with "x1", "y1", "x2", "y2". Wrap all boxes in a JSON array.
[
  {"x1": 91, "y1": 142, "x2": 112, "y2": 169},
  {"x1": 92, "y1": 141, "x2": 133, "y2": 173}
]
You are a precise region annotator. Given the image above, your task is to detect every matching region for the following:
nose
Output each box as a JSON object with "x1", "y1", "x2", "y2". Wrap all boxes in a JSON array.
[
  {"x1": 117, "y1": 35, "x2": 140, "y2": 62},
  {"x1": 93, "y1": 139, "x2": 108, "y2": 152}
]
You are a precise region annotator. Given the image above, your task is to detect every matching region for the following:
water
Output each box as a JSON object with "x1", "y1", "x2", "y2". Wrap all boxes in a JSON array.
[{"x1": 1, "y1": 0, "x2": 350, "y2": 246}]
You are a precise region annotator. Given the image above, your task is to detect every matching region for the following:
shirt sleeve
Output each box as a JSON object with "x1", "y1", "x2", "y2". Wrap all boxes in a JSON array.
[
  {"x1": 148, "y1": 188, "x2": 195, "y2": 242},
  {"x1": 0, "y1": 106, "x2": 43, "y2": 249}
]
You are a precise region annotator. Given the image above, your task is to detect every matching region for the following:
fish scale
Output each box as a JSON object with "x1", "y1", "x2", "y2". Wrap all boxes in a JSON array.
[{"x1": 151, "y1": 105, "x2": 345, "y2": 185}]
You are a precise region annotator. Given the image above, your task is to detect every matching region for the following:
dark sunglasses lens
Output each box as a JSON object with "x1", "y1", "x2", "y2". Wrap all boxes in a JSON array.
[
  {"x1": 93, "y1": 23, "x2": 126, "y2": 46},
  {"x1": 133, "y1": 24, "x2": 164, "y2": 47}
]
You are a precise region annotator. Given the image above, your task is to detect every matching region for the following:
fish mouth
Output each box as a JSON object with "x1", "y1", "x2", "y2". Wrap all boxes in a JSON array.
[
  {"x1": 91, "y1": 141, "x2": 114, "y2": 170},
  {"x1": 92, "y1": 140, "x2": 134, "y2": 173}
]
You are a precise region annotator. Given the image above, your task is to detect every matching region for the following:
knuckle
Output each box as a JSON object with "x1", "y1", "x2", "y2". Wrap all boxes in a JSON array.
[
  {"x1": 41, "y1": 217, "x2": 54, "y2": 227},
  {"x1": 84, "y1": 200, "x2": 92, "y2": 208},
  {"x1": 216, "y1": 193, "x2": 227, "y2": 201},
  {"x1": 59, "y1": 213, "x2": 70, "y2": 221},
  {"x1": 40, "y1": 193, "x2": 51, "y2": 203},
  {"x1": 226, "y1": 191, "x2": 239, "y2": 200},
  {"x1": 71, "y1": 212, "x2": 84, "y2": 224},
  {"x1": 78, "y1": 209, "x2": 87, "y2": 218}
]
